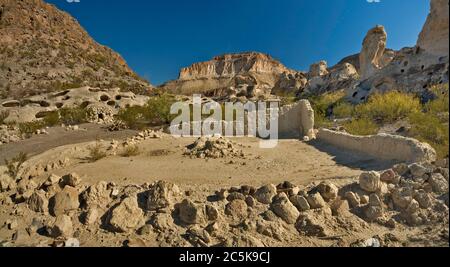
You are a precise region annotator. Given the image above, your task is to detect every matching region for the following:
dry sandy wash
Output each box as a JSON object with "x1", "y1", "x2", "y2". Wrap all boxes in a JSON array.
[{"x1": 0, "y1": 125, "x2": 448, "y2": 247}]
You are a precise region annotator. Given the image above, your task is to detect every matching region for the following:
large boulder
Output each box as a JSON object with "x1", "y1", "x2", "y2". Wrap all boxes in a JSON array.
[
  {"x1": 48, "y1": 215, "x2": 73, "y2": 238},
  {"x1": 27, "y1": 190, "x2": 48, "y2": 213},
  {"x1": 271, "y1": 193, "x2": 300, "y2": 224},
  {"x1": 81, "y1": 181, "x2": 111, "y2": 209},
  {"x1": 316, "y1": 182, "x2": 339, "y2": 202},
  {"x1": 359, "y1": 171, "x2": 381, "y2": 193},
  {"x1": 147, "y1": 181, "x2": 181, "y2": 211},
  {"x1": 225, "y1": 199, "x2": 248, "y2": 219},
  {"x1": 109, "y1": 195, "x2": 144, "y2": 232},
  {"x1": 50, "y1": 186, "x2": 80, "y2": 216},
  {"x1": 177, "y1": 199, "x2": 206, "y2": 225},
  {"x1": 254, "y1": 184, "x2": 277, "y2": 205}
]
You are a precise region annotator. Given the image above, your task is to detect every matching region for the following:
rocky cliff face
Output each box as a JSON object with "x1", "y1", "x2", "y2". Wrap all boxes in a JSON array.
[
  {"x1": 160, "y1": 52, "x2": 303, "y2": 100},
  {"x1": 178, "y1": 52, "x2": 290, "y2": 80},
  {"x1": 0, "y1": 0, "x2": 151, "y2": 99},
  {"x1": 348, "y1": 0, "x2": 449, "y2": 103},
  {"x1": 417, "y1": 0, "x2": 449, "y2": 58}
]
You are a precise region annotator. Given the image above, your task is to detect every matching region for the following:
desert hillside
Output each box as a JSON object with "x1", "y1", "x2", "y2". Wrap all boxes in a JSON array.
[{"x1": 0, "y1": 0, "x2": 151, "y2": 98}]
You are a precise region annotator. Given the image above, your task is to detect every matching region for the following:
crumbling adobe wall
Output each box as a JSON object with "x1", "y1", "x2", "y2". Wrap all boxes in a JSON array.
[
  {"x1": 317, "y1": 129, "x2": 437, "y2": 163},
  {"x1": 278, "y1": 100, "x2": 315, "y2": 139}
]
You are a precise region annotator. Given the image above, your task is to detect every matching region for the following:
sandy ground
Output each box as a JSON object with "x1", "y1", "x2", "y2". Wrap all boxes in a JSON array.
[
  {"x1": 0, "y1": 124, "x2": 137, "y2": 163},
  {"x1": 0, "y1": 124, "x2": 448, "y2": 247}
]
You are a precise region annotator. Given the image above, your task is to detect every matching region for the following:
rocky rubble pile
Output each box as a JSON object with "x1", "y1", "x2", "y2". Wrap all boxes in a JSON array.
[
  {"x1": 0, "y1": 158, "x2": 448, "y2": 247},
  {"x1": 184, "y1": 137, "x2": 245, "y2": 159},
  {"x1": 0, "y1": 125, "x2": 22, "y2": 145}
]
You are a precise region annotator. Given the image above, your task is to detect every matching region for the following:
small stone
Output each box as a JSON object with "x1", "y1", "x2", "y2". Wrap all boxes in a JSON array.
[
  {"x1": 330, "y1": 198, "x2": 350, "y2": 217},
  {"x1": 360, "y1": 195, "x2": 370, "y2": 205},
  {"x1": 178, "y1": 199, "x2": 206, "y2": 225},
  {"x1": 8, "y1": 220, "x2": 18, "y2": 230},
  {"x1": 27, "y1": 190, "x2": 48, "y2": 213},
  {"x1": 359, "y1": 171, "x2": 381, "y2": 193},
  {"x1": 271, "y1": 193, "x2": 300, "y2": 224},
  {"x1": 409, "y1": 163, "x2": 428, "y2": 178},
  {"x1": 392, "y1": 187, "x2": 414, "y2": 210},
  {"x1": 205, "y1": 204, "x2": 219, "y2": 221},
  {"x1": 216, "y1": 189, "x2": 229, "y2": 201},
  {"x1": 61, "y1": 173, "x2": 82, "y2": 188},
  {"x1": 296, "y1": 209, "x2": 330, "y2": 237},
  {"x1": 414, "y1": 190, "x2": 434, "y2": 209},
  {"x1": 307, "y1": 193, "x2": 327, "y2": 209},
  {"x1": 245, "y1": 196, "x2": 256, "y2": 207},
  {"x1": 83, "y1": 208, "x2": 99, "y2": 225},
  {"x1": 254, "y1": 184, "x2": 277, "y2": 204},
  {"x1": 48, "y1": 215, "x2": 73, "y2": 238},
  {"x1": 290, "y1": 195, "x2": 310, "y2": 211},
  {"x1": 225, "y1": 199, "x2": 248, "y2": 219},
  {"x1": 364, "y1": 205, "x2": 384, "y2": 222},
  {"x1": 429, "y1": 173, "x2": 449, "y2": 194},
  {"x1": 316, "y1": 182, "x2": 339, "y2": 202},
  {"x1": 44, "y1": 174, "x2": 61, "y2": 187},
  {"x1": 380, "y1": 169, "x2": 396, "y2": 184},
  {"x1": 345, "y1": 191, "x2": 360, "y2": 208}
]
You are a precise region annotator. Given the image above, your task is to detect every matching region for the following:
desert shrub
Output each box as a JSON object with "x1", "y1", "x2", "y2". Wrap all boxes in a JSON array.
[
  {"x1": 18, "y1": 121, "x2": 46, "y2": 136},
  {"x1": 408, "y1": 111, "x2": 449, "y2": 159},
  {"x1": 333, "y1": 102, "x2": 354, "y2": 119},
  {"x1": 310, "y1": 90, "x2": 346, "y2": 127},
  {"x1": 87, "y1": 142, "x2": 107, "y2": 162},
  {"x1": 314, "y1": 111, "x2": 333, "y2": 129},
  {"x1": 121, "y1": 145, "x2": 140, "y2": 157},
  {"x1": 143, "y1": 94, "x2": 176, "y2": 124},
  {"x1": 117, "y1": 106, "x2": 146, "y2": 129},
  {"x1": 425, "y1": 84, "x2": 449, "y2": 115},
  {"x1": 43, "y1": 111, "x2": 60, "y2": 127},
  {"x1": 354, "y1": 91, "x2": 421, "y2": 124},
  {"x1": 0, "y1": 110, "x2": 9, "y2": 124},
  {"x1": 343, "y1": 118, "x2": 379, "y2": 136},
  {"x1": 4, "y1": 152, "x2": 28, "y2": 178},
  {"x1": 59, "y1": 107, "x2": 88, "y2": 125}
]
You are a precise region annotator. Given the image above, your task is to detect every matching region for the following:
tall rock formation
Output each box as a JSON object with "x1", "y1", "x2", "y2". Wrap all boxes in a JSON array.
[
  {"x1": 348, "y1": 1, "x2": 449, "y2": 104},
  {"x1": 159, "y1": 52, "x2": 304, "y2": 100},
  {"x1": 359, "y1": 25, "x2": 389, "y2": 80},
  {"x1": 0, "y1": 0, "x2": 151, "y2": 98},
  {"x1": 417, "y1": 0, "x2": 449, "y2": 58}
]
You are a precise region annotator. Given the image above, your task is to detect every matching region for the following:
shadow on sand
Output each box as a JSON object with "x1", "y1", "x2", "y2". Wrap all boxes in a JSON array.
[{"x1": 308, "y1": 139, "x2": 399, "y2": 171}]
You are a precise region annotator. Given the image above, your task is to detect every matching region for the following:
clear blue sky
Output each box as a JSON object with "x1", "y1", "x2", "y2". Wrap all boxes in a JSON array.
[{"x1": 45, "y1": 0, "x2": 430, "y2": 85}]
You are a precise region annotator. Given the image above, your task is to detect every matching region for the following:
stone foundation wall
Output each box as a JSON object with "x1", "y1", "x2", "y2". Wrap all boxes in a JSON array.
[{"x1": 317, "y1": 129, "x2": 437, "y2": 163}]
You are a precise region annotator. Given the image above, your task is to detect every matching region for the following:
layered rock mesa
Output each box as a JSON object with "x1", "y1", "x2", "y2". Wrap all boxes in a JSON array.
[
  {"x1": 0, "y1": 0, "x2": 151, "y2": 99},
  {"x1": 348, "y1": 0, "x2": 449, "y2": 103},
  {"x1": 159, "y1": 52, "x2": 307, "y2": 99}
]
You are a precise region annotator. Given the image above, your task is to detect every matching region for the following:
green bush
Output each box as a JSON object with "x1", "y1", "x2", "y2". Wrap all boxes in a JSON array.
[
  {"x1": 59, "y1": 107, "x2": 88, "y2": 125},
  {"x1": 343, "y1": 118, "x2": 379, "y2": 136},
  {"x1": 354, "y1": 91, "x2": 421, "y2": 124},
  {"x1": 333, "y1": 102, "x2": 354, "y2": 119},
  {"x1": 143, "y1": 94, "x2": 176, "y2": 124},
  {"x1": 18, "y1": 121, "x2": 46, "y2": 136},
  {"x1": 43, "y1": 111, "x2": 60, "y2": 127},
  {"x1": 408, "y1": 111, "x2": 449, "y2": 159},
  {"x1": 117, "y1": 106, "x2": 146, "y2": 129}
]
